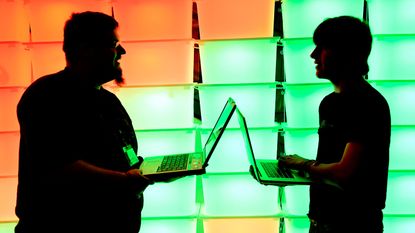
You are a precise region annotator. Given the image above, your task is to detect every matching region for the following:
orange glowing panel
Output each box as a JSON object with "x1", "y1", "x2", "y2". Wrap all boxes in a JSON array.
[
  {"x1": 121, "y1": 41, "x2": 193, "y2": 86},
  {"x1": 197, "y1": 0, "x2": 275, "y2": 39},
  {"x1": 0, "y1": 0, "x2": 29, "y2": 42},
  {"x1": 0, "y1": 88, "x2": 24, "y2": 132},
  {"x1": 113, "y1": 0, "x2": 192, "y2": 41},
  {"x1": 25, "y1": 0, "x2": 111, "y2": 42},
  {"x1": 30, "y1": 42, "x2": 66, "y2": 81},
  {"x1": 204, "y1": 218, "x2": 279, "y2": 233},
  {"x1": 0, "y1": 178, "x2": 18, "y2": 221},
  {"x1": 0, "y1": 43, "x2": 31, "y2": 87},
  {"x1": 0, "y1": 132, "x2": 19, "y2": 176}
]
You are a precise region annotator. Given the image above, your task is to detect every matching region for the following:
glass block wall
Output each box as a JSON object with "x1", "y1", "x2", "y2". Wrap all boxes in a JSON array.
[{"x1": 0, "y1": 0, "x2": 414, "y2": 232}]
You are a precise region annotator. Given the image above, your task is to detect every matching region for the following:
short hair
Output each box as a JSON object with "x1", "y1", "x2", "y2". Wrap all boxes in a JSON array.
[
  {"x1": 313, "y1": 16, "x2": 372, "y2": 76},
  {"x1": 63, "y1": 11, "x2": 119, "y2": 64}
]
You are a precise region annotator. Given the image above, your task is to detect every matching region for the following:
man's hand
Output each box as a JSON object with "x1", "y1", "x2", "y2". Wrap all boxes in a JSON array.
[
  {"x1": 278, "y1": 154, "x2": 316, "y2": 171},
  {"x1": 125, "y1": 168, "x2": 154, "y2": 194}
]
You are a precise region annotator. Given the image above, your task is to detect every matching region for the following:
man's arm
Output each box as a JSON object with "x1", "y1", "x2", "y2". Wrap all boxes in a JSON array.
[{"x1": 279, "y1": 142, "x2": 364, "y2": 185}]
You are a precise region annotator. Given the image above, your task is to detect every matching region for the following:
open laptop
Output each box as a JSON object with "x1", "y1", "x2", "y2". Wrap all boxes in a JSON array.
[
  {"x1": 236, "y1": 107, "x2": 314, "y2": 186},
  {"x1": 138, "y1": 97, "x2": 237, "y2": 182}
]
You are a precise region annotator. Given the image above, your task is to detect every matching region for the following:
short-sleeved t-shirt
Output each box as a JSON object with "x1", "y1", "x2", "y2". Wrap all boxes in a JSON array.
[{"x1": 309, "y1": 82, "x2": 391, "y2": 223}]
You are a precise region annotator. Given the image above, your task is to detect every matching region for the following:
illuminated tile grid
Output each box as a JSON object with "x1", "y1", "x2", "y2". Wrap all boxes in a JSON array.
[{"x1": 1, "y1": 0, "x2": 415, "y2": 233}]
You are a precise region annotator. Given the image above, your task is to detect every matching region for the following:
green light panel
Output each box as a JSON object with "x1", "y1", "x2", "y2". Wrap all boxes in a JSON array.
[
  {"x1": 284, "y1": 129, "x2": 319, "y2": 160},
  {"x1": 136, "y1": 130, "x2": 196, "y2": 157},
  {"x1": 199, "y1": 39, "x2": 277, "y2": 84},
  {"x1": 369, "y1": 36, "x2": 415, "y2": 80},
  {"x1": 368, "y1": 0, "x2": 415, "y2": 35},
  {"x1": 285, "y1": 217, "x2": 312, "y2": 233},
  {"x1": 284, "y1": 185, "x2": 310, "y2": 216},
  {"x1": 389, "y1": 127, "x2": 415, "y2": 170},
  {"x1": 142, "y1": 176, "x2": 197, "y2": 217},
  {"x1": 115, "y1": 86, "x2": 194, "y2": 130},
  {"x1": 383, "y1": 217, "x2": 415, "y2": 233},
  {"x1": 372, "y1": 82, "x2": 415, "y2": 125},
  {"x1": 0, "y1": 132, "x2": 19, "y2": 176},
  {"x1": 384, "y1": 172, "x2": 415, "y2": 215},
  {"x1": 198, "y1": 85, "x2": 277, "y2": 128},
  {"x1": 282, "y1": 0, "x2": 363, "y2": 39},
  {"x1": 202, "y1": 174, "x2": 280, "y2": 216},
  {"x1": 284, "y1": 84, "x2": 333, "y2": 128},
  {"x1": 201, "y1": 128, "x2": 278, "y2": 173},
  {"x1": 140, "y1": 219, "x2": 196, "y2": 233}
]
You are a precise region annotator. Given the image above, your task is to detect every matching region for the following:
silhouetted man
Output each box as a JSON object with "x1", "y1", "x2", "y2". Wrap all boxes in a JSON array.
[
  {"x1": 15, "y1": 11, "x2": 152, "y2": 233},
  {"x1": 279, "y1": 16, "x2": 390, "y2": 233}
]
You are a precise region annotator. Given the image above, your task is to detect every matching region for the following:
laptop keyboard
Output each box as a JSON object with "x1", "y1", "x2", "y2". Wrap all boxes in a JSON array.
[
  {"x1": 157, "y1": 154, "x2": 189, "y2": 172},
  {"x1": 261, "y1": 162, "x2": 294, "y2": 178}
]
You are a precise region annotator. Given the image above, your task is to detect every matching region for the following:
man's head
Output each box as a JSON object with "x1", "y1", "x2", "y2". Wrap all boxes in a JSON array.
[
  {"x1": 310, "y1": 16, "x2": 372, "y2": 82},
  {"x1": 63, "y1": 11, "x2": 126, "y2": 86}
]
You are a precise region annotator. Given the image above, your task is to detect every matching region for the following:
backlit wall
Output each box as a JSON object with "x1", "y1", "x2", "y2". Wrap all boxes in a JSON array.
[{"x1": 0, "y1": 0, "x2": 414, "y2": 232}]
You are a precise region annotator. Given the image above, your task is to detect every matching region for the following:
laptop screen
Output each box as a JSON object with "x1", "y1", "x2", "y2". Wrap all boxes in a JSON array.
[
  {"x1": 235, "y1": 108, "x2": 261, "y2": 176},
  {"x1": 203, "y1": 98, "x2": 236, "y2": 164}
]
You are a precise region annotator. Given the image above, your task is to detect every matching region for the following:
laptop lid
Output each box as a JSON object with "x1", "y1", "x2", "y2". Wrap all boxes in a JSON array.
[
  {"x1": 235, "y1": 107, "x2": 261, "y2": 178},
  {"x1": 201, "y1": 97, "x2": 236, "y2": 168}
]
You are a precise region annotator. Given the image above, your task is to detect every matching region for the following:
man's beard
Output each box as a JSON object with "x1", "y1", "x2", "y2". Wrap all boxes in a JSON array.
[{"x1": 114, "y1": 67, "x2": 125, "y2": 86}]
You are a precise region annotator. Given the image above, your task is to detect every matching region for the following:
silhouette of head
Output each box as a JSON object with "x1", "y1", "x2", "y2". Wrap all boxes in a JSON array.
[
  {"x1": 311, "y1": 16, "x2": 372, "y2": 82},
  {"x1": 63, "y1": 11, "x2": 126, "y2": 86}
]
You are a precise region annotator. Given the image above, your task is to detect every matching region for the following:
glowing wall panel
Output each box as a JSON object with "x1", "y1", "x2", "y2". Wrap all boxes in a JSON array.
[
  {"x1": 201, "y1": 128, "x2": 278, "y2": 173},
  {"x1": 283, "y1": 39, "x2": 329, "y2": 84},
  {"x1": 383, "y1": 217, "x2": 415, "y2": 233},
  {"x1": 368, "y1": 0, "x2": 415, "y2": 35},
  {"x1": 113, "y1": 0, "x2": 192, "y2": 41},
  {"x1": 25, "y1": 0, "x2": 111, "y2": 42},
  {"x1": 30, "y1": 42, "x2": 65, "y2": 81},
  {"x1": 198, "y1": 85, "x2": 276, "y2": 128},
  {"x1": 373, "y1": 82, "x2": 415, "y2": 126},
  {"x1": 284, "y1": 185, "x2": 310, "y2": 216},
  {"x1": 203, "y1": 218, "x2": 279, "y2": 233},
  {"x1": 0, "y1": 222, "x2": 17, "y2": 233},
  {"x1": 0, "y1": 88, "x2": 24, "y2": 132},
  {"x1": 284, "y1": 129, "x2": 318, "y2": 160},
  {"x1": 0, "y1": 0, "x2": 28, "y2": 42},
  {"x1": 136, "y1": 130, "x2": 196, "y2": 157},
  {"x1": 142, "y1": 176, "x2": 197, "y2": 217},
  {"x1": 115, "y1": 86, "x2": 194, "y2": 130},
  {"x1": 0, "y1": 178, "x2": 17, "y2": 221},
  {"x1": 369, "y1": 36, "x2": 415, "y2": 81},
  {"x1": 389, "y1": 127, "x2": 415, "y2": 170},
  {"x1": 384, "y1": 172, "x2": 415, "y2": 215},
  {"x1": 284, "y1": 84, "x2": 333, "y2": 129},
  {"x1": 285, "y1": 217, "x2": 311, "y2": 233},
  {"x1": 197, "y1": 0, "x2": 274, "y2": 40},
  {"x1": 199, "y1": 39, "x2": 277, "y2": 84},
  {"x1": 0, "y1": 43, "x2": 31, "y2": 87},
  {"x1": 0, "y1": 132, "x2": 19, "y2": 176},
  {"x1": 282, "y1": 0, "x2": 364, "y2": 39},
  {"x1": 140, "y1": 219, "x2": 196, "y2": 233},
  {"x1": 122, "y1": 41, "x2": 193, "y2": 86},
  {"x1": 202, "y1": 174, "x2": 279, "y2": 216}
]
